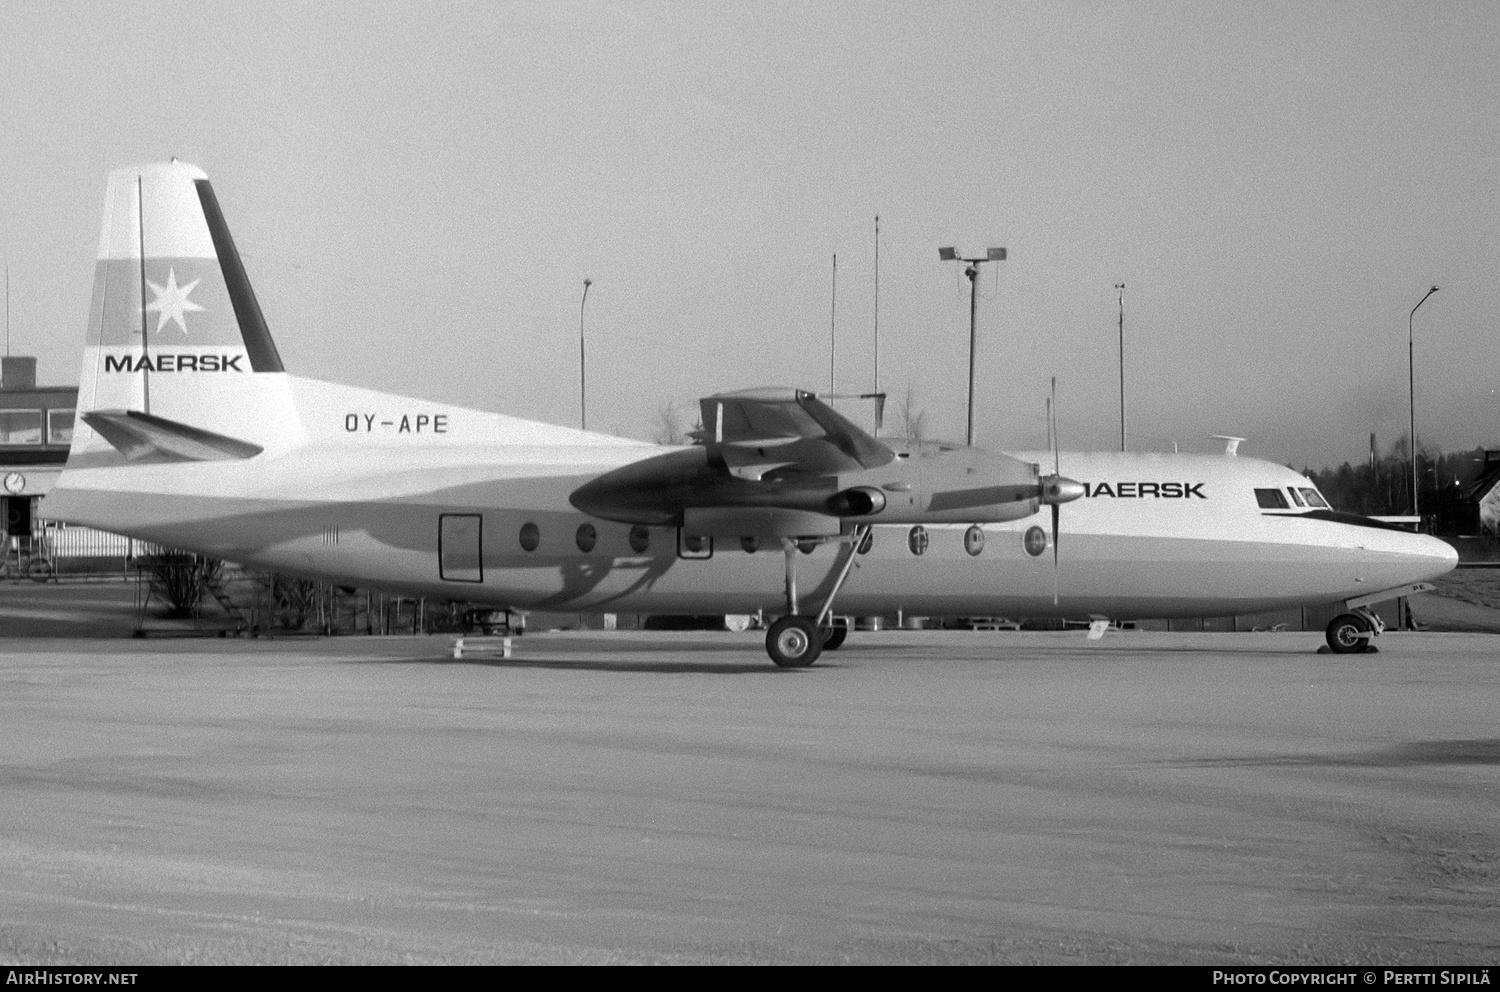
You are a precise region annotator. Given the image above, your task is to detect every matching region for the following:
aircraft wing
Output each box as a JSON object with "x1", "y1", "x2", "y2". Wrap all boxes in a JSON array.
[
  {"x1": 696, "y1": 389, "x2": 895, "y2": 476},
  {"x1": 571, "y1": 388, "x2": 894, "y2": 533}
]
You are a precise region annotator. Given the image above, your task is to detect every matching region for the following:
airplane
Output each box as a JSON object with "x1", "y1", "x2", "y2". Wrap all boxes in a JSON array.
[{"x1": 44, "y1": 161, "x2": 1459, "y2": 666}]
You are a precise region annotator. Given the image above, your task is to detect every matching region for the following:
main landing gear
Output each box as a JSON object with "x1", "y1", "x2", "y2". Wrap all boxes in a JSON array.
[{"x1": 764, "y1": 525, "x2": 868, "y2": 668}]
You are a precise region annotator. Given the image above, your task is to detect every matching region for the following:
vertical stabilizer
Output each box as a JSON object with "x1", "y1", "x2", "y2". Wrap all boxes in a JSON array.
[{"x1": 72, "y1": 161, "x2": 300, "y2": 465}]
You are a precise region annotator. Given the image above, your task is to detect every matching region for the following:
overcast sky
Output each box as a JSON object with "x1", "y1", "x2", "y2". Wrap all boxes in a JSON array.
[{"x1": 3, "y1": 0, "x2": 1496, "y2": 470}]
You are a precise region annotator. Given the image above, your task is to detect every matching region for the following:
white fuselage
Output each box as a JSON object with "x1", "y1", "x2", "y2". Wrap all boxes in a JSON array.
[{"x1": 47, "y1": 398, "x2": 1458, "y2": 621}]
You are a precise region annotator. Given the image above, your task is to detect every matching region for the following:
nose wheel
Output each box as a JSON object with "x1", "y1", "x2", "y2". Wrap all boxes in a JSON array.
[
  {"x1": 767, "y1": 615, "x2": 823, "y2": 668},
  {"x1": 1326, "y1": 611, "x2": 1375, "y2": 653}
]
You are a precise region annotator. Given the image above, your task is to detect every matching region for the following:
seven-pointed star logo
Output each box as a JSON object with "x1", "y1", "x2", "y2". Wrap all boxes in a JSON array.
[{"x1": 145, "y1": 268, "x2": 205, "y2": 336}]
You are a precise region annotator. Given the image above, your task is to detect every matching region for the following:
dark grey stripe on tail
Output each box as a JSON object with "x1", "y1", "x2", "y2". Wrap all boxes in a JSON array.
[{"x1": 193, "y1": 179, "x2": 284, "y2": 373}]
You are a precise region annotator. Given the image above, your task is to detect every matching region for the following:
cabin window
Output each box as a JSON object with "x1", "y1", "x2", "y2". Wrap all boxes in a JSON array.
[
  {"x1": 964, "y1": 525, "x2": 985, "y2": 556},
  {"x1": 518, "y1": 522, "x2": 540, "y2": 552},
  {"x1": 1023, "y1": 526, "x2": 1047, "y2": 557},
  {"x1": 629, "y1": 525, "x2": 650, "y2": 553},
  {"x1": 741, "y1": 535, "x2": 759, "y2": 554},
  {"x1": 575, "y1": 523, "x2": 597, "y2": 553},
  {"x1": 1286, "y1": 487, "x2": 1305, "y2": 507},
  {"x1": 438, "y1": 514, "x2": 483, "y2": 582},
  {"x1": 1299, "y1": 488, "x2": 1330, "y2": 509},
  {"x1": 678, "y1": 531, "x2": 712, "y2": 559},
  {"x1": 1254, "y1": 488, "x2": 1289, "y2": 509},
  {"x1": 796, "y1": 536, "x2": 818, "y2": 555},
  {"x1": 908, "y1": 525, "x2": 928, "y2": 556}
]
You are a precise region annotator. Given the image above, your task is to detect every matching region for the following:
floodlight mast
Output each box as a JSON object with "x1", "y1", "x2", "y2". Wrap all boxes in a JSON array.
[{"x1": 939, "y1": 247, "x2": 1007, "y2": 446}]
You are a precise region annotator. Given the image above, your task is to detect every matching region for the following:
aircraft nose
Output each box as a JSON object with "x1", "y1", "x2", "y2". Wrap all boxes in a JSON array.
[{"x1": 1403, "y1": 532, "x2": 1459, "y2": 581}]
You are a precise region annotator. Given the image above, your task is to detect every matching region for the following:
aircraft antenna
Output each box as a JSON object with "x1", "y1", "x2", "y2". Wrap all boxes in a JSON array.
[
  {"x1": 829, "y1": 253, "x2": 837, "y2": 395},
  {"x1": 579, "y1": 278, "x2": 592, "y2": 431},
  {"x1": 137, "y1": 175, "x2": 150, "y2": 415},
  {"x1": 872, "y1": 216, "x2": 879, "y2": 432},
  {"x1": 5, "y1": 263, "x2": 9, "y2": 357},
  {"x1": 1115, "y1": 283, "x2": 1126, "y2": 452}
]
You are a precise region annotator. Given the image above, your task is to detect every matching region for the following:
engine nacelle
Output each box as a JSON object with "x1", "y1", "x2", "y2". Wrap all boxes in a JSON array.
[{"x1": 826, "y1": 486, "x2": 887, "y2": 517}]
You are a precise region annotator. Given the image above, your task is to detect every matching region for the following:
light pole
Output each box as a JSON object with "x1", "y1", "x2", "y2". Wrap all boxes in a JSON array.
[
  {"x1": 939, "y1": 246, "x2": 1007, "y2": 446},
  {"x1": 1115, "y1": 283, "x2": 1126, "y2": 452},
  {"x1": 579, "y1": 278, "x2": 592, "y2": 431},
  {"x1": 1408, "y1": 285, "x2": 1438, "y2": 521}
]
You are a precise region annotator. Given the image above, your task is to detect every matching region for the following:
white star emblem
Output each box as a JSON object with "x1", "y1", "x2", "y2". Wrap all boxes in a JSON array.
[{"x1": 145, "y1": 268, "x2": 205, "y2": 336}]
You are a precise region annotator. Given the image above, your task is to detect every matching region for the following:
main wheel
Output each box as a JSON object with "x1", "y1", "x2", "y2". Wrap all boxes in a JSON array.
[
  {"x1": 820, "y1": 623, "x2": 848, "y2": 651},
  {"x1": 766, "y1": 616, "x2": 823, "y2": 668},
  {"x1": 1326, "y1": 613, "x2": 1371, "y2": 654}
]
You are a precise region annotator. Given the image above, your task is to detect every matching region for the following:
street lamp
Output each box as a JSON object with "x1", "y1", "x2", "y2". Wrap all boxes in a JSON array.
[
  {"x1": 939, "y1": 246, "x2": 1007, "y2": 446},
  {"x1": 580, "y1": 278, "x2": 592, "y2": 431},
  {"x1": 1408, "y1": 285, "x2": 1438, "y2": 521}
]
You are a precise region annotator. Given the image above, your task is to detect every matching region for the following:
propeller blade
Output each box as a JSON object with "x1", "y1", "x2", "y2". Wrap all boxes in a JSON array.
[
  {"x1": 1051, "y1": 501, "x2": 1060, "y2": 606},
  {"x1": 1049, "y1": 377, "x2": 1060, "y2": 606}
]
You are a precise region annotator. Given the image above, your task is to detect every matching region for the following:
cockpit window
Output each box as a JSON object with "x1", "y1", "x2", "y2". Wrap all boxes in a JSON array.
[
  {"x1": 1255, "y1": 488, "x2": 1290, "y2": 509},
  {"x1": 1286, "y1": 487, "x2": 1305, "y2": 507},
  {"x1": 1299, "y1": 488, "x2": 1329, "y2": 509}
]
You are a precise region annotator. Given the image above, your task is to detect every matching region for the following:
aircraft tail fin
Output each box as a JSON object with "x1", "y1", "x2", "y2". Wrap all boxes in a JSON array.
[{"x1": 69, "y1": 160, "x2": 301, "y2": 467}]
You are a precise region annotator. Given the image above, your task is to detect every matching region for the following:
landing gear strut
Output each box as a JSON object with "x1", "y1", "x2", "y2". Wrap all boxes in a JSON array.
[{"x1": 764, "y1": 525, "x2": 868, "y2": 668}]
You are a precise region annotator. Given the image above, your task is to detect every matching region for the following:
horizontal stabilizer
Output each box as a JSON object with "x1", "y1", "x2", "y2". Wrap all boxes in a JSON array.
[{"x1": 82, "y1": 409, "x2": 264, "y2": 463}]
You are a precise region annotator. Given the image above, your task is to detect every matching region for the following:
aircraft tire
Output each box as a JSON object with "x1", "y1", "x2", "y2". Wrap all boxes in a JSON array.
[
  {"x1": 1326, "y1": 613, "x2": 1371, "y2": 654},
  {"x1": 767, "y1": 616, "x2": 823, "y2": 668},
  {"x1": 820, "y1": 624, "x2": 848, "y2": 651}
]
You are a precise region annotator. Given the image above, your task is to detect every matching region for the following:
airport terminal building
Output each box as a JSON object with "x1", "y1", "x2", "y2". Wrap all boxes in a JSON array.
[{"x1": 0, "y1": 356, "x2": 75, "y2": 555}]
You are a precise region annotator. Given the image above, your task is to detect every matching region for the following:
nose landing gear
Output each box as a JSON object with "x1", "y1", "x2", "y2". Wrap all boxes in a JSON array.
[{"x1": 1326, "y1": 611, "x2": 1378, "y2": 654}]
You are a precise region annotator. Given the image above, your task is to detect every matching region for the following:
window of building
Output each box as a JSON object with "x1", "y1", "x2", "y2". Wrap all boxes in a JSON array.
[
  {"x1": 0, "y1": 410, "x2": 42, "y2": 445},
  {"x1": 1254, "y1": 488, "x2": 1290, "y2": 509},
  {"x1": 47, "y1": 409, "x2": 75, "y2": 446}
]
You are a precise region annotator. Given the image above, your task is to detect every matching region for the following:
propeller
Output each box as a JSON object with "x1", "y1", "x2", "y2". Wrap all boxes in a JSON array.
[{"x1": 1039, "y1": 377, "x2": 1085, "y2": 605}]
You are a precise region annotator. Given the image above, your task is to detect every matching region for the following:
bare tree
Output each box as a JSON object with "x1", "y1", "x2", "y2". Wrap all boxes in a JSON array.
[
  {"x1": 651, "y1": 399, "x2": 688, "y2": 446},
  {"x1": 895, "y1": 384, "x2": 928, "y2": 443}
]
